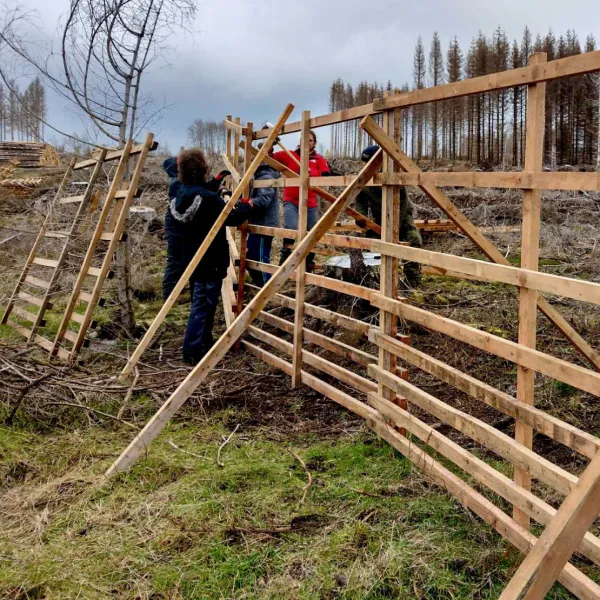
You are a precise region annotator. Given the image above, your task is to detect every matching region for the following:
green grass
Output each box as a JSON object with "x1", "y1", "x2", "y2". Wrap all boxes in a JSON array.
[{"x1": 0, "y1": 418, "x2": 585, "y2": 600}]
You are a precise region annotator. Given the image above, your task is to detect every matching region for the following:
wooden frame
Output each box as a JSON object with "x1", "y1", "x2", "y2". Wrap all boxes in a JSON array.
[{"x1": 106, "y1": 50, "x2": 600, "y2": 598}]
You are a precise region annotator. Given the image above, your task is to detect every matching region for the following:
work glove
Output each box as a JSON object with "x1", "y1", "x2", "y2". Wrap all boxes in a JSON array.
[{"x1": 240, "y1": 197, "x2": 254, "y2": 209}]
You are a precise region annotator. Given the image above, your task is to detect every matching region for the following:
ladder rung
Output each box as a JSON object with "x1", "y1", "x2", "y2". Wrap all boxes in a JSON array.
[
  {"x1": 70, "y1": 312, "x2": 85, "y2": 324},
  {"x1": 33, "y1": 257, "x2": 59, "y2": 268},
  {"x1": 100, "y1": 232, "x2": 115, "y2": 241},
  {"x1": 114, "y1": 189, "x2": 141, "y2": 200},
  {"x1": 73, "y1": 141, "x2": 153, "y2": 170},
  {"x1": 79, "y1": 291, "x2": 93, "y2": 302},
  {"x1": 12, "y1": 305, "x2": 39, "y2": 323},
  {"x1": 45, "y1": 230, "x2": 70, "y2": 239},
  {"x1": 33, "y1": 335, "x2": 53, "y2": 352},
  {"x1": 18, "y1": 291, "x2": 45, "y2": 308},
  {"x1": 63, "y1": 330, "x2": 79, "y2": 343},
  {"x1": 73, "y1": 158, "x2": 99, "y2": 170},
  {"x1": 56, "y1": 346, "x2": 71, "y2": 361},
  {"x1": 24, "y1": 275, "x2": 51, "y2": 289},
  {"x1": 6, "y1": 318, "x2": 32, "y2": 340},
  {"x1": 87, "y1": 266, "x2": 102, "y2": 277},
  {"x1": 58, "y1": 195, "x2": 85, "y2": 205}
]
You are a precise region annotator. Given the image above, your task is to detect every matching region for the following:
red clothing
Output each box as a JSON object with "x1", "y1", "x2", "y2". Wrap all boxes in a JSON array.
[{"x1": 272, "y1": 149, "x2": 329, "y2": 208}]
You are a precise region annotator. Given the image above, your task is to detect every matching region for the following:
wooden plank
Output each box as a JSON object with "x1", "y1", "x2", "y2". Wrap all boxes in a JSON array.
[
  {"x1": 245, "y1": 259, "x2": 379, "y2": 302},
  {"x1": 370, "y1": 331, "x2": 600, "y2": 460},
  {"x1": 499, "y1": 449, "x2": 600, "y2": 600},
  {"x1": 368, "y1": 391, "x2": 600, "y2": 567},
  {"x1": 375, "y1": 50, "x2": 600, "y2": 110},
  {"x1": 44, "y1": 231, "x2": 70, "y2": 239},
  {"x1": 73, "y1": 142, "x2": 150, "y2": 170},
  {"x1": 257, "y1": 310, "x2": 377, "y2": 368},
  {"x1": 233, "y1": 116, "x2": 241, "y2": 174},
  {"x1": 17, "y1": 291, "x2": 44, "y2": 308},
  {"x1": 372, "y1": 241, "x2": 600, "y2": 305},
  {"x1": 23, "y1": 275, "x2": 51, "y2": 289},
  {"x1": 245, "y1": 284, "x2": 370, "y2": 336},
  {"x1": 292, "y1": 110, "x2": 311, "y2": 388},
  {"x1": 57, "y1": 195, "x2": 85, "y2": 205},
  {"x1": 117, "y1": 105, "x2": 295, "y2": 382},
  {"x1": 224, "y1": 119, "x2": 246, "y2": 135},
  {"x1": 515, "y1": 52, "x2": 547, "y2": 529},
  {"x1": 32, "y1": 257, "x2": 59, "y2": 268},
  {"x1": 33, "y1": 335, "x2": 53, "y2": 352},
  {"x1": 6, "y1": 318, "x2": 32, "y2": 340},
  {"x1": 369, "y1": 364, "x2": 578, "y2": 497},
  {"x1": 225, "y1": 114, "x2": 232, "y2": 160},
  {"x1": 371, "y1": 294, "x2": 600, "y2": 398},
  {"x1": 360, "y1": 114, "x2": 600, "y2": 372},
  {"x1": 226, "y1": 228, "x2": 240, "y2": 262},
  {"x1": 253, "y1": 103, "x2": 375, "y2": 139},
  {"x1": 87, "y1": 266, "x2": 102, "y2": 277},
  {"x1": 11, "y1": 305, "x2": 39, "y2": 324},
  {"x1": 62, "y1": 329, "x2": 78, "y2": 344},
  {"x1": 79, "y1": 291, "x2": 93, "y2": 303},
  {"x1": 69, "y1": 312, "x2": 85, "y2": 325},
  {"x1": 247, "y1": 325, "x2": 376, "y2": 395},
  {"x1": 221, "y1": 154, "x2": 242, "y2": 186},
  {"x1": 107, "y1": 147, "x2": 383, "y2": 475}
]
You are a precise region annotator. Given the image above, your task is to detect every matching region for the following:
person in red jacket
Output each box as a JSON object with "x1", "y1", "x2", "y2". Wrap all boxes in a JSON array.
[{"x1": 272, "y1": 130, "x2": 330, "y2": 269}]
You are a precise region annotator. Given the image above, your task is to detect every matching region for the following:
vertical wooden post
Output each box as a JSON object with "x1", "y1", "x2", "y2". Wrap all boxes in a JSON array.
[
  {"x1": 292, "y1": 111, "x2": 310, "y2": 388},
  {"x1": 378, "y1": 104, "x2": 400, "y2": 406},
  {"x1": 514, "y1": 52, "x2": 547, "y2": 529},
  {"x1": 225, "y1": 114, "x2": 232, "y2": 160},
  {"x1": 233, "y1": 117, "x2": 241, "y2": 171},
  {"x1": 236, "y1": 121, "x2": 253, "y2": 320}
]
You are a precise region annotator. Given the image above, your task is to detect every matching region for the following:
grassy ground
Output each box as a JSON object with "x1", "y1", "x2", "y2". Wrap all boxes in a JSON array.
[{"x1": 0, "y1": 413, "x2": 547, "y2": 599}]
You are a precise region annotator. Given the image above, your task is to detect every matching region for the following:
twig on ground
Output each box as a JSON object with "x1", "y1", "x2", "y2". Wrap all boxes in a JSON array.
[
  {"x1": 288, "y1": 448, "x2": 313, "y2": 506},
  {"x1": 168, "y1": 440, "x2": 210, "y2": 460},
  {"x1": 217, "y1": 423, "x2": 240, "y2": 468},
  {"x1": 5, "y1": 372, "x2": 54, "y2": 424},
  {"x1": 43, "y1": 402, "x2": 138, "y2": 429},
  {"x1": 117, "y1": 367, "x2": 139, "y2": 419}
]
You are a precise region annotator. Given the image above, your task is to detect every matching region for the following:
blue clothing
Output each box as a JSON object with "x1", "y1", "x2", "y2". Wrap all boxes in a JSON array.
[
  {"x1": 280, "y1": 202, "x2": 318, "y2": 267},
  {"x1": 250, "y1": 164, "x2": 280, "y2": 227},
  {"x1": 246, "y1": 234, "x2": 273, "y2": 287},
  {"x1": 183, "y1": 279, "x2": 222, "y2": 363}
]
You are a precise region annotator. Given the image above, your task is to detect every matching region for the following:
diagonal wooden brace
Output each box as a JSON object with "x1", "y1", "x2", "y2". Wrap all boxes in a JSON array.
[
  {"x1": 118, "y1": 104, "x2": 295, "y2": 382},
  {"x1": 499, "y1": 449, "x2": 600, "y2": 600},
  {"x1": 360, "y1": 115, "x2": 600, "y2": 372},
  {"x1": 105, "y1": 149, "x2": 384, "y2": 476}
]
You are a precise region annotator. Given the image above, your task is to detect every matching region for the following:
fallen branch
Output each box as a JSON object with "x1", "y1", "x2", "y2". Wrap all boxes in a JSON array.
[
  {"x1": 168, "y1": 440, "x2": 210, "y2": 461},
  {"x1": 5, "y1": 373, "x2": 53, "y2": 424},
  {"x1": 288, "y1": 448, "x2": 313, "y2": 506},
  {"x1": 117, "y1": 367, "x2": 139, "y2": 419},
  {"x1": 217, "y1": 423, "x2": 240, "y2": 468},
  {"x1": 43, "y1": 402, "x2": 138, "y2": 429}
]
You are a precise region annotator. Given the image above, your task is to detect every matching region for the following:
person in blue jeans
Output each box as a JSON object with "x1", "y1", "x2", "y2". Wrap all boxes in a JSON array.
[
  {"x1": 246, "y1": 156, "x2": 280, "y2": 286},
  {"x1": 166, "y1": 148, "x2": 252, "y2": 364}
]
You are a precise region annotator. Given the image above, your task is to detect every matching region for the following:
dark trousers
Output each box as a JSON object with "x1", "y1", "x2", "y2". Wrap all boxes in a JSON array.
[
  {"x1": 246, "y1": 233, "x2": 273, "y2": 287},
  {"x1": 162, "y1": 208, "x2": 190, "y2": 301},
  {"x1": 183, "y1": 279, "x2": 222, "y2": 363},
  {"x1": 280, "y1": 202, "x2": 318, "y2": 267}
]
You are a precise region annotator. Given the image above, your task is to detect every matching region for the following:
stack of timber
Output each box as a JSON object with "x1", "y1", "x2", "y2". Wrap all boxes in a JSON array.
[{"x1": 0, "y1": 142, "x2": 61, "y2": 168}]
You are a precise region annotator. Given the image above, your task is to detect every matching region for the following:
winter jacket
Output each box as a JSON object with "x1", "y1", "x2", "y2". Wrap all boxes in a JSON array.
[
  {"x1": 249, "y1": 163, "x2": 280, "y2": 228},
  {"x1": 168, "y1": 181, "x2": 250, "y2": 282},
  {"x1": 163, "y1": 157, "x2": 181, "y2": 200},
  {"x1": 271, "y1": 149, "x2": 329, "y2": 208}
]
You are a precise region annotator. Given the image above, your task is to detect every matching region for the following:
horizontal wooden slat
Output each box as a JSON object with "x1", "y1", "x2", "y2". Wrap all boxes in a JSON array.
[
  {"x1": 70, "y1": 312, "x2": 85, "y2": 324},
  {"x1": 370, "y1": 330, "x2": 600, "y2": 460},
  {"x1": 57, "y1": 195, "x2": 85, "y2": 205},
  {"x1": 367, "y1": 392, "x2": 600, "y2": 567},
  {"x1": 369, "y1": 364, "x2": 578, "y2": 496},
  {"x1": 12, "y1": 305, "x2": 39, "y2": 323},
  {"x1": 257, "y1": 310, "x2": 377, "y2": 368},
  {"x1": 33, "y1": 335, "x2": 53, "y2": 352},
  {"x1": 87, "y1": 266, "x2": 102, "y2": 277},
  {"x1": 375, "y1": 50, "x2": 600, "y2": 110},
  {"x1": 373, "y1": 241, "x2": 600, "y2": 305},
  {"x1": 74, "y1": 143, "x2": 150, "y2": 170},
  {"x1": 79, "y1": 291, "x2": 93, "y2": 302},
  {"x1": 24, "y1": 275, "x2": 51, "y2": 289},
  {"x1": 99, "y1": 232, "x2": 116, "y2": 241},
  {"x1": 6, "y1": 318, "x2": 32, "y2": 339},
  {"x1": 55, "y1": 346, "x2": 71, "y2": 361},
  {"x1": 62, "y1": 330, "x2": 78, "y2": 343},
  {"x1": 253, "y1": 103, "x2": 375, "y2": 139},
  {"x1": 33, "y1": 257, "x2": 59, "y2": 268},
  {"x1": 17, "y1": 291, "x2": 45, "y2": 308},
  {"x1": 223, "y1": 119, "x2": 246, "y2": 135},
  {"x1": 371, "y1": 294, "x2": 600, "y2": 398},
  {"x1": 44, "y1": 230, "x2": 70, "y2": 239},
  {"x1": 246, "y1": 284, "x2": 370, "y2": 336}
]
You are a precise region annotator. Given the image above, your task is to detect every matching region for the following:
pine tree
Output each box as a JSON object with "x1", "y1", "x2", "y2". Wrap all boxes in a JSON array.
[
  {"x1": 447, "y1": 37, "x2": 463, "y2": 162},
  {"x1": 429, "y1": 32, "x2": 444, "y2": 164},
  {"x1": 413, "y1": 36, "x2": 426, "y2": 161}
]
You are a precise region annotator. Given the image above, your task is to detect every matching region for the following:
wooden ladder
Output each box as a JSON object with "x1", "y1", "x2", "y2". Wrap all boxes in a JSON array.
[
  {"x1": 52, "y1": 133, "x2": 156, "y2": 361},
  {"x1": 1, "y1": 151, "x2": 108, "y2": 350}
]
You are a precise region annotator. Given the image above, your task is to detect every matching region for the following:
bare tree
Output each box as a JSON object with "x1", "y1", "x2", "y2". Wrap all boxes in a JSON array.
[{"x1": 0, "y1": 0, "x2": 196, "y2": 332}]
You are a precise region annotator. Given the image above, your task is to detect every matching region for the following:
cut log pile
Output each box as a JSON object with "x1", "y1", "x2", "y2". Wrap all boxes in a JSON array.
[{"x1": 0, "y1": 142, "x2": 61, "y2": 167}]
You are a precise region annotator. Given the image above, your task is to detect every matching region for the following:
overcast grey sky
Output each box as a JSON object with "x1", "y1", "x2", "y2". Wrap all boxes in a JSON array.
[{"x1": 16, "y1": 0, "x2": 600, "y2": 152}]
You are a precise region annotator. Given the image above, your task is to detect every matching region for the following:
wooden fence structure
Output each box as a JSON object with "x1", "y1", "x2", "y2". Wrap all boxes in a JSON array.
[{"x1": 110, "y1": 51, "x2": 600, "y2": 598}]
